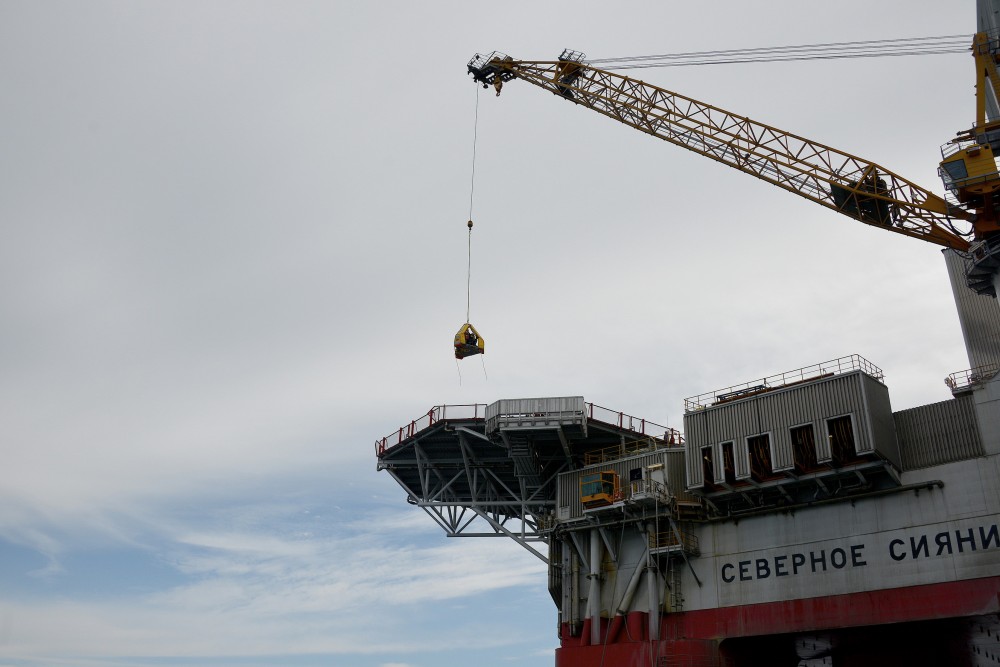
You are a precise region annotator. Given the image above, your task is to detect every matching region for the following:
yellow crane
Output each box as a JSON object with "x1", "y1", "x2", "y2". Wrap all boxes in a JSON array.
[{"x1": 468, "y1": 36, "x2": 1000, "y2": 295}]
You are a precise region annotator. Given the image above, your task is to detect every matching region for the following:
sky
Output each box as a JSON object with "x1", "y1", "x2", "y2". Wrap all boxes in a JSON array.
[{"x1": 0, "y1": 1, "x2": 986, "y2": 666}]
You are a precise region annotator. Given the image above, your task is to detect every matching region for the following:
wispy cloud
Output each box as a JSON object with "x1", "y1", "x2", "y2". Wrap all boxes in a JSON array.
[
  {"x1": 0, "y1": 501, "x2": 547, "y2": 663},
  {"x1": 0, "y1": 2, "x2": 972, "y2": 667}
]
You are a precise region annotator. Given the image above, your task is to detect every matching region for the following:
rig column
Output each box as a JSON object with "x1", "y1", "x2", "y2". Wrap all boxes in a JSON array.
[
  {"x1": 588, "y1": 528, "x2": 602, "y2": 646},
  {"x1": 647, "y1": 522, "x2": 660, "y2": 641}
]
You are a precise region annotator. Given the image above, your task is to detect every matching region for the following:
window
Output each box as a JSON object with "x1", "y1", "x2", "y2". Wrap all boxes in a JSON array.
[
  {"x1": 580, "y1": 475, "x2": 604, "y2": 497},
  {"x1": 747, "y1": 434, "x2": 773, "y2": 480},
  {"x1": 580, "y1": 471, "x2": 620, "y2": 508},
  {"x1": 791, "y1": 424, "x2": 819, "y2": 472},
  {"x1": 701, "y1": 446, "x2": 715, "y2": 488},
  {"x1": 827, "y1": 415, "x2": 858, "y2": 465},
  {"x1": 721, "y1": 441, "x2": 736, "y2": 484},
  {"x1": 581, "y1": 472, "x2": 616, "y2": 496}
]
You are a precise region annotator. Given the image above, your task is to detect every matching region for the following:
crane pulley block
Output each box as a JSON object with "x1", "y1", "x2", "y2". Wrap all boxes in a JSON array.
[{"x1": 468, "y1": 52, "x2": 516, "y2": 88}]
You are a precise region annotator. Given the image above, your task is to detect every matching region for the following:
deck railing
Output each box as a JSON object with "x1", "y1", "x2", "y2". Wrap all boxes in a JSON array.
[
  {"x1": 945, "y1": 363, "x2": 1000, "y2": 393},
  {"x1": 583, "y1": 435, "x2": 684, "y2": 466},
  {"x1": 684, "y1": 354, "x2": 883, "y2": 413},
  {"x1": 586, "y1": 402, "x2": 678, "y2": 443},
  {"x1": 650, "y1": 528, "x2": 699, "y2": 555},
  {"x1": 375, "y1": 404, "x2": 487, "y2": 456},
  {"x1": 376, "y1": 401, "x2": 676, "y2": 456}
]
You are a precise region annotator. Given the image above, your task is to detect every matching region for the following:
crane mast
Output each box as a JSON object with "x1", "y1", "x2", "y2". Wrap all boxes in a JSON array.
[{"x1": 468, "y1": 49, "x2": 984, "y2": 254}]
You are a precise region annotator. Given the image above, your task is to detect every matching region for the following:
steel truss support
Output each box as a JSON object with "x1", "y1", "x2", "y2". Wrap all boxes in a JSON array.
[{"x1": 380, "y1": 428, "x2": 555, "y2": 562}]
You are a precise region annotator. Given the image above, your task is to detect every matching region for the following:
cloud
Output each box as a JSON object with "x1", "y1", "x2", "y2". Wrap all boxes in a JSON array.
[
  {"x1": 0, "y1": 503, "x2": 548, "y2": 663},
  {"x1": 0, "y1": 2, "x2": 979, "y2": 667}
]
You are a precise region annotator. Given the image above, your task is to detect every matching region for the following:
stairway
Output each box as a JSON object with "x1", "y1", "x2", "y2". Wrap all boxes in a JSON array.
[
  {"x1": 966, "y1": 237, "x2": 1000, "y2": 297},
  {"x1": 505, "y1": 432, "x2": 544, "y2": 499}
]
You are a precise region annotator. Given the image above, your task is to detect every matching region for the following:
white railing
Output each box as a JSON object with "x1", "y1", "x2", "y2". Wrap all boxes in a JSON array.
[
  {"x1": 684, "y1": 354, "x2": 883, "y2": 413},
  {"x1": 945, "y1": 363, "x2": 1000, "y2": 393}
]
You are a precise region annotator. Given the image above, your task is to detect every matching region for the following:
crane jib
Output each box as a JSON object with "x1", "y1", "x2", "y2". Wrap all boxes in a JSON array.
[{"x1": 468, "y1": 49, "x2": 976, "y2": 253}]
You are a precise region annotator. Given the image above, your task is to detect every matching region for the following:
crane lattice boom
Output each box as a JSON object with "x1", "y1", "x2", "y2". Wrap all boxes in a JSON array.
[{"x1": 468, "y1": 51, "x2": 973, "y2": 251}]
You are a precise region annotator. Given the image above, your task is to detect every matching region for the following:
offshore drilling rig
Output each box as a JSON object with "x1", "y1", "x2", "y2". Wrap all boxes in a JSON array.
[{"x1": 377, "y1": 3, "x2": 1000, "y2": 665}]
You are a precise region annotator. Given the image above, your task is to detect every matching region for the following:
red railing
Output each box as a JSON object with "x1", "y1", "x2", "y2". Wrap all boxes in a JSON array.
[
  {"x1": 586, "y1": 402, "x2": 682, "y2": 445},
  {"x1": 376, "y1": 402, "x2": 680, "y2": 457},
  {"x1": 375, "y1": 404, "x2": 487, "y2": 456}
]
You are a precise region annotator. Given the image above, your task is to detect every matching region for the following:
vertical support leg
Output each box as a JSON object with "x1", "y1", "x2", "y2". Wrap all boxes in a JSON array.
[
  {"x1": 647, "y1": 523, "x2": 660, "y2": 641},
  {"x1": 589, "y1": 528, "x2": 602, "y2": 646}
]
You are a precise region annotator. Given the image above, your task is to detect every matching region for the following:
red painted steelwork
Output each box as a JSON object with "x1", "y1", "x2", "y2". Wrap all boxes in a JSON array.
[
  {"x1": 667, "y1": 575, "x2": 1000, "y2": 640},
  {"x1": 557, "y1": 576, "x2": 1000, "y2": 666}
]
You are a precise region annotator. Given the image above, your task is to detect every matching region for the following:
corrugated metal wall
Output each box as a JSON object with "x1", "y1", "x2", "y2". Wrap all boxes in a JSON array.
[
  {"x1": 486, "y1": 396, "x2": 586, "y2": 432},
  {"x1": 685, "y1": 412, "x2": 708, "y2": 486},
  {"x1": 943, "y1": 249, "x2": 1000, "y2": 370},
  {"x1": 863, "y1": 372, "x2": 900, "y2": 468},
  {"x1": 556, "y1": 450, "x2": 690, "y2": 521},
  {"x1": 894, "y1": 395, "x2": 984, "y2": 469},
  {"x1": 684, "y1": 371, "x2": 896, "y2": 489},
  {"x1": 667, "y1": 450, "x2": 697, "y2": 504}
]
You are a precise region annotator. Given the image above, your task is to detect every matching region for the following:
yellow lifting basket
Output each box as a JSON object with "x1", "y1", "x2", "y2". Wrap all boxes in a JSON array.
[{"x1": 454, "y1": 322, "x2": 485, "y2": 359}]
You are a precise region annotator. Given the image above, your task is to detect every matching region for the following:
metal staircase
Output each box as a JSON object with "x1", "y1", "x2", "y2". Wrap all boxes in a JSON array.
[
  {"x1": 966, "y1": 236, "x2": 1000, "y2": 296},
  {"x1": 504, "y1": 432, "x2": 545, "y2": 498}
]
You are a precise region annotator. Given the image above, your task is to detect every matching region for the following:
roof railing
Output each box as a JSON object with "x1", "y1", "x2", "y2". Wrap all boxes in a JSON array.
[
  {"x1": 684, "y1": 354, "x2": 882, "y2": 413},
  {"x1": 945, "y1": 363, "x2": 1000, "y2": 393}
]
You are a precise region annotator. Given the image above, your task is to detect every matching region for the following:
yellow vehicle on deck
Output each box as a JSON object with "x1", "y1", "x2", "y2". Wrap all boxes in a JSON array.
[{"x1": 580, "y1": 470, "x2": 621, "y2": 509}]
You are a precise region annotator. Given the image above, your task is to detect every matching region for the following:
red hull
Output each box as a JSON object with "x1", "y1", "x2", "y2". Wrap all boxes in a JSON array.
[{"x1": 557, "y1": 575, "x2": 1000, "y2": 666}]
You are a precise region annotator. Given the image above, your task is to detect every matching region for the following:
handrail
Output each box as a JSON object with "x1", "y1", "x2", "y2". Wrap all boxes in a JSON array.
[
  {"x1": 375, "y1": 404, "x2": 487, "y2": 456},
  {"x1": 650, "y1": 528, "x2": 699, "y2": 554},
  {"x1": 583, "y1": 437, "x2": 684, "y2": 466},
  {"x1": 945, "y1": 363, "x2": 1000, "y2": 393},
  {"x1": 376, "y1": 401, "x2": 678, "y2": 457},
  {"x1": 684, "y1": 354, "x2": 883, "y2": 413},
  {"x1": 585, "y1": 402, "x2": 677, "y2": 442}
]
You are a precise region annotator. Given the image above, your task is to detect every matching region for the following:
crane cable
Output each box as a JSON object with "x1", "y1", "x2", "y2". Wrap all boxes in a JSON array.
[
  {"x1": 469, "y1": 87, "x2": 487, "y2": 379},
  {"x1": 467, "y1": 85, "x2": 478, "y2": 324},
  {"x1": 588, "y1": 34, "x2": 970, "y2": 70},
  {"x1": 454, "y1": 85, "x2": 487, "y2": 376}
]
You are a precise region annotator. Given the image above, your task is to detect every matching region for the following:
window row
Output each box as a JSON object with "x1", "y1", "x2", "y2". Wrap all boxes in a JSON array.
[{"x1": 700, "y1": 414, "x2": 860, "y2": 489}]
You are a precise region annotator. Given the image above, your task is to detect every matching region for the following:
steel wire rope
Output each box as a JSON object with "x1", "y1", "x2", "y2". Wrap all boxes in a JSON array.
[
  {"x1": 606, "y1": 49, "x2": 968, "y2": 70},
  {"x1": 589, "y1": 34, "x2": 970, "y2": 62},
  {"x1": 456, "y1": 86, "x2": 482, "y2": 385},
  {"x1": 467, "y1": 221, "x2": 473, "y2": 322},
  {"x1": 590, "y1": 34, "x2": 969, "y2": 62},
  {"x1": 467, "y1": 85, "x2": 479, "y2": 324},
  {"x1": 587, "y1": 34, "x2": 969, "y2": 69}
]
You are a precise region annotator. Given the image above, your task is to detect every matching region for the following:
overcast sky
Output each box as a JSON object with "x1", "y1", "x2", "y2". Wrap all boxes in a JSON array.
[{"x1": 0, "y1": 2, "x2": 984, "y2": 666}]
